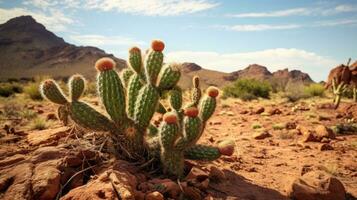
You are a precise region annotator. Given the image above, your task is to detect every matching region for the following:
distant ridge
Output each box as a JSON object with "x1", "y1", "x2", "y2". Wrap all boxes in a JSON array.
[{"x1": 0, "y1": 15, "x2": 316, "y2": 89}]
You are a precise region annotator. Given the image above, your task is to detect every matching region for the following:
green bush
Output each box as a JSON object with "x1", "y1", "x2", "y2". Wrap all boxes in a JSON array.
[
  {"x1": 0, "y1": 83, "x2": 23, "y2": 97},
  {"x1": 223, "y1": 79, "x2": 271, "y2": 100},
  {"x1": 303, "y1": 83, "x2": 325, "y2": 97},
  {"x1": 24, "y1": 82, "x2": 43, "y2": 100}
]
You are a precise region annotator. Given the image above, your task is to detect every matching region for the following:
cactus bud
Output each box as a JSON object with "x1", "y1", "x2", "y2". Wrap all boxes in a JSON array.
[
  {"x1": 217, "y1": 140, "x2": 235, "y2": 156},
  {"x1": 129, "y1": 46, "x2": 141, "y2": 54},
  {"x1": 68, "y1": 74, "x2": 86, "y2": 101},
  {"x1": 207, "y1": 86, "x2": 219, "y2": 98},
  {"x1": 163, "y1": 113, "x2": 177, "y2": 124},
  {"x1": 151, "y1": 40, "x2": 165, "y2": 52},
  {"x1": 184, "y1": 107, "x2": 199, "y2": 117},
  {"x1": 95, "y1": 57, "x2": 116, "y2": 71}
]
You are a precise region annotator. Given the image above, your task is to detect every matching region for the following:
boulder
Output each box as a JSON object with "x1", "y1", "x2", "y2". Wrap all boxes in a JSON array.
[
  {"x1": 287, "y1": 171, "x2": 346, "y2": 200},
  {"x1": 253, "y1": 130, "x2": 271, "y2": 140}
]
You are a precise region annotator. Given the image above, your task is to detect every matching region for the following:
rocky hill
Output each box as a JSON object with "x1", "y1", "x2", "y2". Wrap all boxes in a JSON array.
[
  {"x1": 0, "y1": 16, "x2": 315, "y2": 89},
  {"x1": 0, "y1": 16, "x2": 126, "y2": 80}
]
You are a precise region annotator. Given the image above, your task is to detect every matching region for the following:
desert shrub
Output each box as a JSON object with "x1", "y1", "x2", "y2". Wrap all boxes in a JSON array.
[
  {"x1": 284, "y1": 83, "x2": 308, "y2": 102},
  {"x1": 223, "y1": 79, "x2": 271, "y2": 100},
  {"x1": 2, "y1": 102, "x2": 22, "y2": 118},
  {"x1": 20, "y1": 109, "x2": 38, "y2": 120},
  {"x1": 30, "y1": 117, "x2": 48, "y2": 130},
  {"x1": 251, "y1": 123, "x2": 262, "y2": 129},
  {"x1": 303, "y1": 83, "x2": 325, "y2": 97},
  {"x1": 272, "y1": 123, "x2": 285, "y2": 130},
  {"x1": 270, "y1": 77, "x2": 288, "y2": 93},
  {"x1": 0, "y1": 83, "x2": 23, "y2": 97},
  {"x1": 24, "y1": 83, "x2": 43, "y2": 100}
]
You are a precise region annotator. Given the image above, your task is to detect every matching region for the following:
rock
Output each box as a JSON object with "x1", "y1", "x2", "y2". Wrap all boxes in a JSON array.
[
  {"x1": 240, "y1": 110, "x2": 249, "y2": 114},
  {"x1": 32, "y1": 163, "x2": 61, "y2": 200},
  {"x1": 315, "y1": 125, "x2": 335, "y2": 140},
  {"x1": 27, "y1": 127, "x2": 70, "y2": 146},
  {"x1": 46, "y1": 113, "x2": 57, "y2": 120},
  {"x1": 217, "y1": 140, "x2": 235, "y2": 156},
  {"x1": 146, "y1": 191, "x2": 164, "y2": 200},
  {"x1": 287, "y1": 170, "x2": 346, "y2": 200},
  {"x1": 302, "y1": 132, "x2": 319, "y2": 143},
  {"x1": 209, "y1": 166, "x2": 226, "y2": 181},
  {"x1": 319, "y1": 144, "x2": 334, "y2": 151},
  {"x1": 186, "y1": 167, "x2": 208, "y2": 181},
  {"x1": 0, "y1": 154, "x2": 26, "y2": 168},
  {"x1": 285, "y1": 122, "x2": 297, "y2": 130},
  {"x1": 159, "y1": 180, "x2": 180, "y2": 198},
  {"x1": 0, "y1": 163, "x2": 33, "y2": 200},
  {"x1": 268, "y1": 108, "x2": 282, "y2": 115},
  {"x1": 320, "y1": 138, "x2": 331, "y2": 143},
  {"x1": 37, "y1": 109, "x2": 44, "y2": 114},
  {"x1": 31, "y1": 146, "x2": 67, "y2": 164},
  {"x1": 253, "y1": 130, "x2": 271, "y2": 140},
  {"x1": 318, "y1": 115, "x2": 331, "y2": 121},
  {"x1": 62, "y1": 169, "x2": 137, "y2": 200},
  {"x1": 254, "y1": 107, "x2": 265, "y2": 114},
  {"x1": 182, "y1": 182, "x2": 202, "y2": 200}
]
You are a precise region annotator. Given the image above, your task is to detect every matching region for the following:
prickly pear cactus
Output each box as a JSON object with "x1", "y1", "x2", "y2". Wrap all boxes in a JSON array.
[{"x1": 40, "y1": 40, "x2": 235, "y2": 179}]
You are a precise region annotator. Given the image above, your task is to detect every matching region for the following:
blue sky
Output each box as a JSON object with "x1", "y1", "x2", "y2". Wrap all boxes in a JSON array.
[{"x1": 1, "y1": 0, "x2": 357, "y2": 81}]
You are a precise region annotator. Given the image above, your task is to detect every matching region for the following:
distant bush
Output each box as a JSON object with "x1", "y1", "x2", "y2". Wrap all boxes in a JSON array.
[
  {"x1": 303, "y1": 83, "x2": 325, "y2": 97},
  {"x1": 284, "y1": 84, "x2": 307, "y2": 102},
  {"x1": 270, "y1": 77, "x2": 288, "y2": 93},
  {"x1": 223, "y1": 79, "x2": 271, "y2": 100},
  {"x1": 0, "y1": 83, "x2": 23, "y2": 97},
  {"x1": 24, "y1": 82, "x2": 42, "y2": 100}
]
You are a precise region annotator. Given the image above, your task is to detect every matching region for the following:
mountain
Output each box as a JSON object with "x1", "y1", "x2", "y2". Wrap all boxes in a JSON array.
[
  {"x1": 0, "y1": 16, "x2": 314, "y2": 89},
  {"x1": 0, "y1": 16, "x2": 126, "y2": 80},
  {"x1": 224, "y1": 64, "x2": 313, "y2": 84}
]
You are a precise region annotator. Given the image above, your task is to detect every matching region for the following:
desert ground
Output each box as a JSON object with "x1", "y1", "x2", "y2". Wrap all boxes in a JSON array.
[{"x1": 0, "y1": 89, "x2": 356, "y2": 200}]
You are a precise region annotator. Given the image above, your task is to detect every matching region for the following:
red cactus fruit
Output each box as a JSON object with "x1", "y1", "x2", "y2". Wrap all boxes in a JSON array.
[
  {"x1": 163, "y1": 113, "x2": 177, "y2": 124},
  {"x1": 95, "y1": 57, "x2": 116, "y2": 71},
  {"x1": 218, "y1": 140, "x2": 235, "y2": 156},
  {"x1": 184, "y1": 107, "x2": 199, "y2": 117},
  {"x1": 207, "y1": 86, "x2": 219, "y2": 98},
  {"x1": 129, "y1": 46, "x2": 141, "y2": 53},
  {"x1": 151, "y1": 40, "x2": 165, "y2": 52}
]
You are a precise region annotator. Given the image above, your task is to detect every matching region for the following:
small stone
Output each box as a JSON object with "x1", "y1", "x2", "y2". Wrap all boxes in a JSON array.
[
  {"x1": 46, "y1": 113, "x2": 57, "y2": 120},
  {"x1": 253, "y1": 130, "x2": 271, "y2": 140},
  {"x1": 319, "y1": 144, "x2": 334, "y2": 151},
  {"x1": 146, "y1": 191, "x2": 164, "y2": 200},
  {"x1": 315, "y1": 125, "x2": 335, "y2": 140},
  {"x1": 285, "y1": 122, "x2": 297, "y2": 130},
  {"x1": 186, "y1": 167, "x2": 208, "y2": 181},
  {"x1": 254, "y1": 107, "x2": 265, "y2": 114}
]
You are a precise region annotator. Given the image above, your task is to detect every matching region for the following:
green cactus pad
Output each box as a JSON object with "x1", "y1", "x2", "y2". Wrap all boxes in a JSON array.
[
  {"x1": 68, "y1": 75, "x2": 86, "y2": 101},
  {"x1": 169, "y1": 87, "x2": 183, "y2": 111},
  {"x1": 159, "y1": 120, "x2": 179, "y2": 150},
  {"x1": 69, "y1": 101, "x2": 114, "y2": 131},
  {"x1": 145, "y1": 50, "x2": 163, "y2": 84},
  {"x1": 157, "y1": 63, "x2": 181, "y2": 90},
  {"x1": 191, "y1": 88, "x2": 202, "y2": 106},
  {"x1": 97, "y1": 69, "x2": 126, "y2": 124},
  {"x1": 134, "y1": 84, "x2": 160, "y2": 128},
  {"x1": 199, "y1": 96, "x2": 216, "y2": 122},
  {"x1": 120, "y1": 68, "x2": 134, "y2": 88},
  {"x1": 127, "y1": 74, "x2": 143, "y2": 118},
  {"x1": 128, "y1": 47, "x2": 142, "y2": 73},
  {"x1": 161, "y1": 151, "x2": 184, "y2": 178},
  {"x1": 184, "y1": 145, "x2": 221, "y2": 161},
  {"x1": 40, "y1": 80, "x2": 68, "y2": 105}
]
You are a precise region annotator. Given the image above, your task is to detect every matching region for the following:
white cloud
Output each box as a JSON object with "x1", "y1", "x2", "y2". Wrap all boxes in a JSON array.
[
  {"x1": 228, "y1": 4, "x2": 357, "y2": 18},
  {"x1": 315, "y1": 18, "x2": 357, "y2": 27},
  {"x1": 228, "y1": 8, "x2": 309, "y2": 18},
  {"x1": 69, "y1": 34, "x2": 145, "y2": 47},
  {"x1": 84, "y1": 0, "x2": 218, "y2": 16},
  {"x1": 0, "y1": 7, "x2": 73, "y2": 32},
  {"x1": 217, "y1": 24, "x2": 301, "y2": 32},
  {"x1": 166, "y1": 48, "x2": 339, "y2": 81}
]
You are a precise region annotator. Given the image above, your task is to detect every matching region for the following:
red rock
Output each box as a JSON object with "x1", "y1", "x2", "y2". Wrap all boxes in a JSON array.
[
  {"x1": 186, "y1": 167, "x2": 208, "y2": 181},
  {"x1": 209, "y1": 166, "x2": 226, "y2": 181},
  {"x1": 287, "y1": 171, "x2": 346, "y2": 200},
  {"x1": 315, "y1": 125, "x2": 335, "y2": 140},
  {"x1": 27, "y1": 127, "x2": 69, "y2": 146},
  {"x1": 319, "y1": 144, "x2": 334, "y2": 151},
  {"x1": 254, "y1": 107, "x2": 265, "y2": 114},
  {"x1": 46, "y1": 113, "x2": 57, "y2": 120},
  {"x1": 253, "y1": 130, "x2": 271, "y2": 140},
  {"x1": 32, "y1": 163, "x2": 61, "y2": 200},
  {"x1": 146, "y1": 191, "x2": 164, "y2": 200}
]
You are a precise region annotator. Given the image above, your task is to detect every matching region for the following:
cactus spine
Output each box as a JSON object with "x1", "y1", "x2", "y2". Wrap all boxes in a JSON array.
[{"x1": 69, "y1": 75, "x2": 85, "y2": 101}]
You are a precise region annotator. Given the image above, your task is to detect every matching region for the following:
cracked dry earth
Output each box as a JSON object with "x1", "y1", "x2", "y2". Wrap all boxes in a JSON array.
[{"x1": 0, "y1": 96, "x2": 356, "y2": 200}]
